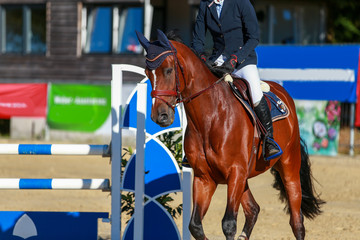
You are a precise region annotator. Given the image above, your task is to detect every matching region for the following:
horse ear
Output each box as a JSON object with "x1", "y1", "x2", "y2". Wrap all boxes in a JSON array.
[
  {"x1": 135, "y1": 30, "x2": 150, "y2": 51},
  {"x1": 157, "y1": 29, "x2": 171, "y2": 48}
]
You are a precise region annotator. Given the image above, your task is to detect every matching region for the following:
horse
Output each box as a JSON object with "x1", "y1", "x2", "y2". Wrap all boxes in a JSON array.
[{"x1": 136, "y1": 30, "x2": 324, "y2": 240}]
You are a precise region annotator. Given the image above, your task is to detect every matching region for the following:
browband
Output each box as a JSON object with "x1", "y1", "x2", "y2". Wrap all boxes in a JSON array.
[{"x1": 146, "y1": 50, "x2": 175, "y2": 62}]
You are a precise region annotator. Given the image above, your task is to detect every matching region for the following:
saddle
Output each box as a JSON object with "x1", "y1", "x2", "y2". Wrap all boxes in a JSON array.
[
  {"x1": 182, "y1": 75, "x2": 289, "y2": 168},
  {"x1": 225, "y1": 74, "x2": 289, "y2": 134}
]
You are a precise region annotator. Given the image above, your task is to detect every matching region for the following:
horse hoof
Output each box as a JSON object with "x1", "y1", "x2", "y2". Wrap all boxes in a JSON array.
[
  {"x1": 237, "y1": 237, "x2": 248, "y2": 240},
  {"x1": 237, "y1": 232, "x2": 248, "y2": 240}
]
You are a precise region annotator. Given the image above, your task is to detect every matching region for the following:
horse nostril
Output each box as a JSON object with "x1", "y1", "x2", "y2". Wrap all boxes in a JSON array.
[{"x1": 159, "y1": 113, "x2": 169, "y2": 123}]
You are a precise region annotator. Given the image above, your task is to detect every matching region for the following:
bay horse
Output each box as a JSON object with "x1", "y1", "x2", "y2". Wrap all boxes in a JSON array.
[{"x1": 136, "y1": 30, "x2": 324, "y2": 240}]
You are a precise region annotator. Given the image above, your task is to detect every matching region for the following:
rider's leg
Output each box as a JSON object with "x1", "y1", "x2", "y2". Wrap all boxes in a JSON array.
[
  {"x1": 232, "y1": 64, "x2": 263, "y2": 104},
  {"x1": 254, "y1": 96, "x2": 282, "y2": 159},
  {"x1": 233, "y1": 65, "x2": 282, "y2": 160}
]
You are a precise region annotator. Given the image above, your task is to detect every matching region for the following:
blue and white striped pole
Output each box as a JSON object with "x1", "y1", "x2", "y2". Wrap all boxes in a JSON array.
[
  {"x1": 0, "y1": 178, "x2": 110, "y2": 190},
  {"x1": 0, "y1": 144, "x2": 109, "y2": 155}
]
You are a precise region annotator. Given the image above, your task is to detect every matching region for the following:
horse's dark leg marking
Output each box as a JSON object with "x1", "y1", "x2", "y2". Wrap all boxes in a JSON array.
[
  {"x1": 239, "y1": 182, "x2": 260, "y2": 239},
  {"x1": 222, "y1": 169, "x2": 247, "y2": 240},
  {"x1": 189, "y1": 176, "x2": 216, "y2": 240},
  {"x1": 222, "y1": 209, "x2": 237, "y2": 240}
]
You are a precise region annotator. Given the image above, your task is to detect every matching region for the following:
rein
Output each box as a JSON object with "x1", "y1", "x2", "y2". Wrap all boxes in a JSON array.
[
  {"x1": 180, "y1": 77, "x2": 224, "y2": 103},
  {"x1": 150, "y1": 45, "x2": 224, "y2": 110}
]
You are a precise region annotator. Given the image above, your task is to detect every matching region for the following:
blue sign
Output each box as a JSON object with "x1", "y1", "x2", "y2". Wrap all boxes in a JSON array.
[
  {"x1": 0, "y1": 211, "x2": 108, "y2": 240},
  {"x1": 123, "y1": 79, "x2": 182, "y2": 136},
  {"x1": 122, "y1": 80, "x2": 182, "y2": 240},
  {"x1": 123, "y1": 201, "x2": 180, "y2": 240},
  {"x1": 257, "y1": 45, "x2": 360, "y2": 103},
  {"x1": 122, "y1": 138, "x2": 181, "y2": 198}
]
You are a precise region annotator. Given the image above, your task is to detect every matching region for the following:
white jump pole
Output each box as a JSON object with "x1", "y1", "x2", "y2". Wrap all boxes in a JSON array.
[
  {"x1": 182, "y1": 169, "x2": 192, "y2": 240},
  {"x1": 134, "y1": 83, "x2": 147, "y2": 240},
  {"x1": 111, "y1": 64, "x2": 122, "y2": 240},
  {"x1": 0, "y1": 178, "x2": 110, "y2": 190},
  {"x1": 181, "y1": 105, "x2": 192, "y2": 240},
  {"x1": 0, "y1": 144, "x2": 109, "y2": 155}
]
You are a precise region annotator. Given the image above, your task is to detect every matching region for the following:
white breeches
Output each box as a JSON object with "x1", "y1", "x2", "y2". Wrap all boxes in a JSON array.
[{"x1": 233, "y1": 64, "x2": 263, "y2": 104}]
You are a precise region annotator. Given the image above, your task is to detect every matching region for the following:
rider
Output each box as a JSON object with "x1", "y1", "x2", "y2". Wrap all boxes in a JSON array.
[{"x1": 191, "y1": 0, "x2": 282, "y2": 160}]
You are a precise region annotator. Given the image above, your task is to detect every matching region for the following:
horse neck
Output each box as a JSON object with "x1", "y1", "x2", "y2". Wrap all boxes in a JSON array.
[
  {"x1": 178, "y1": 51, "x2": 229, "y2": 127},
  {"x1": 171, "y1": 41, "x2": 217, "y2": 91},
  {"x1": 176, "y1": 49, "x2": 219, "y2": 99}
]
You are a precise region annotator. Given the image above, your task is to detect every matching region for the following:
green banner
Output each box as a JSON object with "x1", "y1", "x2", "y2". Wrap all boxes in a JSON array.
[
  {"x1": 47, "y1": 84, "x2": 111, "y2": 132},
  {"x1": 296, "y1": 100, "x2": 341, "y2": 156}
]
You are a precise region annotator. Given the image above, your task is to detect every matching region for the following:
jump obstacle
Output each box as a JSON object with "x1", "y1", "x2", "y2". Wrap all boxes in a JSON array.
[
  {"x1": 0, "y1": 144, "x2": 109, "y2": 155},
  {"x1": 0, "y1": 144, "x2": 110, "y2": 190},
  {"x1": 0, "y1": 145, "x2": 113, "y2": 239},
  {"x1": 0, "y1": 178, "x2": 110, "y2": 190},
  {"x1": 0, "y1": 64, "x2": 192, "y2": 240}
]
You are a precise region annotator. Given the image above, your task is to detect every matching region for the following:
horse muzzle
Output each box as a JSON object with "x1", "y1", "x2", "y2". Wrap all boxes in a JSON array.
[
  {"x1": 150, "y1": 90, "x2": 177, "y2": 127},
  {"x1": 151, "y1": 105, "x2": 175, "y2": 127}
]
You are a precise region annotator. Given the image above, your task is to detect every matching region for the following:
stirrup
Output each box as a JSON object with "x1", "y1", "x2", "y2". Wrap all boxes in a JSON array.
[{"x1": 264, "y1": 137, "x2": 283, "y2": 161}]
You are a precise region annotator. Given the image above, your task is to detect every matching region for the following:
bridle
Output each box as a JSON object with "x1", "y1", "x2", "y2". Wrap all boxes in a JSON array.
[
  {"x1": 149, "y1": 43, "x2": 224, "y2": 111},
  {"x1": 149, "y1": 45, "x2": 184, "y2": 111}
]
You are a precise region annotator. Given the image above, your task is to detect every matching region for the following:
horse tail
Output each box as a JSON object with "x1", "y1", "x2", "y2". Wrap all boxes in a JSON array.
[{"x1": 270, "y1": 138, "x2": 325, "y2": 219}]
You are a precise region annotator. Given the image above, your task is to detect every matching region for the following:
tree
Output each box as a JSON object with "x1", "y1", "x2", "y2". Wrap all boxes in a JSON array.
[{"x1": 324, "y1": 0, "x2": 360, "y2": 43}]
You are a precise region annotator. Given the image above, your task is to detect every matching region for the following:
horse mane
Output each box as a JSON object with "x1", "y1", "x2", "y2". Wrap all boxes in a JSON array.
[
  {"x1": 166, "y1": 29, "x2": 200, "y2": 56},
  {"x1": 166, "y1": 29, "x2": 184, "y2": 44},
  {"x1": 166, "y1": 29, "x2": 221, "y2": 77}
]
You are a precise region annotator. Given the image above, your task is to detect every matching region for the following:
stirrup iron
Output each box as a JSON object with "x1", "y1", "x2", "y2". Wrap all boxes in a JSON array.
[{"x1": 263, "y1": 137, "x2": 283, "y2": 161}]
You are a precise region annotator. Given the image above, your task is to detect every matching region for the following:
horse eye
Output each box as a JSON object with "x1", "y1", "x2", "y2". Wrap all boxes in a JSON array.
[{"x1": 164, "y1": 68, "x2": 173, "y2": 76}]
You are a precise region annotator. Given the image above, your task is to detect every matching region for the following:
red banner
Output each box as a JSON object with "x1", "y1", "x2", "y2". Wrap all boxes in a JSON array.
[{"x1": 0, "y1": 84, "x2": 47, "y2": 119}]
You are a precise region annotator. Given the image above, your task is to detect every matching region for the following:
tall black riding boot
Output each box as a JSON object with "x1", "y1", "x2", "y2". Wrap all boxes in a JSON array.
[{"x1": 254, "y1": 96, "x2": 282, "y2": 160}]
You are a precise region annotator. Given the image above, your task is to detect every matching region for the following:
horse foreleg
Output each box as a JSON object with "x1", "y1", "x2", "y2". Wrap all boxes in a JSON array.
[
  {"x1": 222, "y1": 170, "x2": 247, "y2": 240},
  {"x1": 238, "y1": 182, "x2": 260, "y2": 240},
  {"x1": 189, "y1": 176, "x2": 217, "y2": 240}
]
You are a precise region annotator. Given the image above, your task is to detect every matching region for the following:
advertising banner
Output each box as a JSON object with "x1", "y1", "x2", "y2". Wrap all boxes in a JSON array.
[
  {"x1": 0, "y1": 211, "x2": 108, "y2": 240},
  {"x1": 47, "y1": 84, "x2": 111, "y2": 132},
  {"x1": 257, "y1": 45, "x2": 360, "y2": 102},
  {"x1": 296, "y1": 100, "x2": 341, "y2": 156},
  {"x1": 0, "y1": 84, "x2": 47, "y2": 119},
  {"x1": 256, "y1": 46, "x2": 358, "y2": 155}
]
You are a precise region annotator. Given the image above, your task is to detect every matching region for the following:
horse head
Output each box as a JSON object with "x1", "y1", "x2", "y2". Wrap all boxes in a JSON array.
[{"x1": 136, "y1": 29, "x2": 183, "y2": 127}]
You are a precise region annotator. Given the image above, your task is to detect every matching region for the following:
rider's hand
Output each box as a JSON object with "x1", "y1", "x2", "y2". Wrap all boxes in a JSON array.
[
  {"x1": 223, "y1": 54, "x2": 238, "y2": 70},
  {"x1": 200, "y1": 53, "x2": 207, "y2": 63},
  {"x1": 200, "y1": 53, "x2": 216, "y2": 68},
  {"x1": 211, "y1": 55, "x2": 238, "y2": 77}
]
